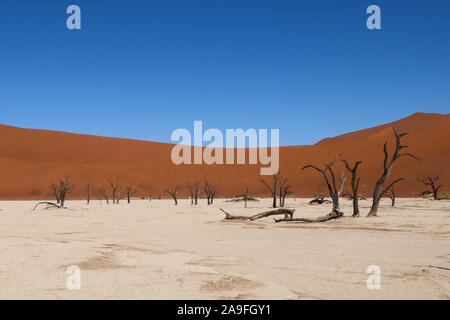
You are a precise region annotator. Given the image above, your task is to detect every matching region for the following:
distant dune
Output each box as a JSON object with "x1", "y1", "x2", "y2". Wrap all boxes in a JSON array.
[{"x1": 0, "y1": 112, "x2": 449, "y2": 200}]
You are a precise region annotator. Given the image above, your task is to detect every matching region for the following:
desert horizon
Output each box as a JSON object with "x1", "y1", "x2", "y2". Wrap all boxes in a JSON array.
[{"x1": 1, "y1": 112, "x2": 449, "y2": 201}]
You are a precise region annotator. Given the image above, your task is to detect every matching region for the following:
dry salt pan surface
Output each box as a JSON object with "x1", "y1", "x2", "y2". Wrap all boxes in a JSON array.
[{"x1": 0, "y1": 198, "x2": 448, "y2": 300}]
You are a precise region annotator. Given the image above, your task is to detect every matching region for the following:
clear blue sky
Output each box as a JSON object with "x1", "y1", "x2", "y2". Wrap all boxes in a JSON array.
[{"x1": 1, "y1": 0, "x2": 449, "y2": 146}]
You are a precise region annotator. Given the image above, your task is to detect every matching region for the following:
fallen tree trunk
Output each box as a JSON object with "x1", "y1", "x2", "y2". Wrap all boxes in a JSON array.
[
  {"x1": 32, "y1": 202, "x2": 62, "y2": 210},
  {"x1": 309, "y1": 196, "x2": 332, "y2": 205},
  {"x1": 274, "y1": 209, "x2": 344, "y2": 223},
  {"x1": 220, "y1": 208, "x2": 295, "y2": 221}
]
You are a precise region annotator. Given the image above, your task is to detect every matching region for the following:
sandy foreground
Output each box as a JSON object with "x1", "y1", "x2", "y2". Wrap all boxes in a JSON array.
[{"x1": 0, "y1": 198, "x2": 448, "y2": 300}]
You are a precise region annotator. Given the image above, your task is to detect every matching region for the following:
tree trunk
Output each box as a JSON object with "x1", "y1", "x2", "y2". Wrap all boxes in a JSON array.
[
  {"x1": 368, "y1": 129, "x2": 419, "y2": 216},
  {"x1": 220, "y1": 208, "x2": 294, "y2": 221}
]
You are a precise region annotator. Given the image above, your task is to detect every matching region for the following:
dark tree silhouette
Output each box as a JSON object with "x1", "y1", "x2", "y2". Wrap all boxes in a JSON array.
[
  {"x1": 341, "y1": 159, "x2": 362, "y2": 217},
  {"x1": 203, "y1": 177, "x2": 218, "y2": 205},
  {"x1": 301, "y1": 154, "x2": 347, "y2": 221},
  {"x1": 165, "y1": 186, "x2": 178, "y2": 205},
  {"x1": 419, "y1": 176, "x2": 442, "y2": 200},
  {"x1": 126, "y1": 185, "x2": 137, "y2": 204},
  {"x1": 260, "y1": 174, "x2": 278, "y2": 208},
  {"x1": 86, "y1": 182, "x2": 91, "y2": 205},
  {"x1": 368, "y1": 128, "x2": 419, "y2": 216},
  {"x1": 109, "y1": 179, "x2": 120, "y2": 204}
]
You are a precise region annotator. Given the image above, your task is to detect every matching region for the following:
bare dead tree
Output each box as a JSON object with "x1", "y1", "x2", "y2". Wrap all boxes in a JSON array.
[
  {"x1": 277, "y1": 172, "x2": 292, "y2": 208},
  {"x1": 46, "y1": 176, "x2": 73, "y2": 209},
  {"x1": 86, "y1": 182, "x2": 91, "y2": 205},
  {"x1": 301, "y1": 154, "x2": 347, "y2": 221},
  {"x1": 165, "y1": 186, "x2": 178, "y2": 205},
  {"x1": 99, "y1": 189, "x2": 109, "y2": 204},
  {"x1": 50, "y1": 183, "x2": 61, "y2": 204},
  {"x1": 341, "y1": 159, "x2": 362, "y2": 217},
  {"x1": 117, "y1": 188, "x2": 121, "y2": 204},
  {"x1": 187, "y1": 183, "x2": 194, "y2": 205},
  {"x1": 279, "y1": 175, "x2": 292, "y2": 207},
  {"x1": 188, "y1": 178, "x2": 201, "y2": 205},
  {"x1": 418, "y1": 176, "x2": 443, "y2": 200},
  {"x1": 194, "y1": 179, "x2": 201, "y2": 205},
  {"x1": 245, "y1": 187, "x2": 249, "y2": 208},
  {"x1": 260, "y1": 174, "x2": 278, "y2": 208},
  {"x1": 203, "y1": 177, "x2": 218, "y2": 205},
  {"x1": 58, "y1": 176, "x2": 73, "y2": 208},
  {"x1": 384, "y1": 186, "x2": 396, "y2": 206},
  {"x1": 109, "y1": 179, "x2": 120, "y2": 204},
  {"x1": 368, "y1": 128, "x2": 420, "y2": 216},
  {"x1": 126, "y1": 186, "x2": 137, "y2": 204}
]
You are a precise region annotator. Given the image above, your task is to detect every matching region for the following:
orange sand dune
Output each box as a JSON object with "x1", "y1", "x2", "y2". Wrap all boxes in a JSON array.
[{"x1": 0, "y1": 112, "x2": 449, "y2": 200}]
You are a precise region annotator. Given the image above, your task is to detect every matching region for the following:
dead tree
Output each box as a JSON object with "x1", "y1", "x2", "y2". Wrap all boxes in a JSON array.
[
  {"x1": 260, "y1": 174, "x2": 278, "y2": 208},
  {"x1": 280, "y1": 183, "x2": 292, "y2": 207},
  {"x1": 341, "y1": 159, "x2": 362, "y2": 217},
  {"x1": 116, "y1": 189, "x2": 121, "y2": 204},
  {"x1": 86, "y1": 182, "x2": 91, "y2": 205},
  {"x1": 126, "y1": 186, "x2": 137, "y2": 204},
  {"x1": 188, "y1": 178, "x2": 201, "y2": 205},
  {"x1": 203, "y1": 177, "x2": 218, "y2": 205},
  {"x1": 50, "y1": 183, "x2": 61, "y2": 204},
  {"x1": 101, "y1": 190, "x2": 110, "y2": 204},
  {"x1": 109, "y1": 179, "x2": 120, "y2": 204},
  {"x1": 277, "y1": 172, "x2": 292, "y2": 207},
  {"x1": 368, "y1": 128, "x2": 420, "y2": 216},
  {"x1": 46, "y1": 176, "x2": 73, "y2": 209},
  {"x1": 419, "y1": 176, "x2": 442, "y2": 200},
  {"x1": 165, "y1": 186, "x2": 178, "y2": 205},
  {"x1": 58, "y1": 177, "x2": 73, "y2": 208},
  {"x1": 194, "y1": 180, "x2": 201, "y2": 205},
  {"x1": 220, "y1": 208, "x2": 294, "y2": 221},
  {"x1": 301, "y1": 154, "x2": 347, "y2": 221},
  {"x1": 188, "y1": 183, "x2": 194, "y2": 205},
  {"x1": 384, "y1": 186, "x2": 396, "y2": 206},
  {"x1": 245, "y1": 187, "x2": 249, "y2": 208}
]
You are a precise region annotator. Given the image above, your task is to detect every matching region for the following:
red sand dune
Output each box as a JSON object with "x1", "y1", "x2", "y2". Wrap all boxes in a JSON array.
[{"x1": 0, "y1": 112, "x2": 449, "y2": 200}]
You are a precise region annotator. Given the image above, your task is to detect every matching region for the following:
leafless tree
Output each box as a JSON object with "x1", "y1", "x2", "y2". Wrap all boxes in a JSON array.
[
  {"x1": 260, "y1": 174, "x2": 278, "y2": 208},
  {"x1": 368, "y1": 128, "x2": 420, "y2": 216},
  {"x1": 126, "y1": 185, "x2": 137, "y2": 204},
  {"x1": 277, "y1": 173, "x2": 292, "y2": 208},
  {"x1": 384, "y1": 185, "x2": 396, "y2": 206},
  {"x1": 46, "y1": 176, "x2": 74, "y2": 208},
  {"x1": 193, "y1": 179, "x2": 201, "y2": 205},
  {"x1": 117, "y1": 188, "x2": 121, "y2": 204},
  {"x1": 418, "y1": 176, "x2": 442, "y2": 200},
  {"x1": 301, "y1": 154, "x2": 347, "y2": 221},
  {"x1": 203, "y1": 177, "x2": 218, "y2": 205},
  {"x1": 188, "y1": 183, "x2": 194, "y2": 205},
  {"x1": 165, "y1": 186, "x2": 178, "y2": 205},
  {"x1": 245, "y1": 187, "x2": 249, "y2": 208},
  {"x1": 109, "y1": 179, "x2": 120, "y2": 204},
  {"x1": 187, "y1": 178, "x2": 201, "y2": 205},
  {"x1": 341, "y1": 159, "x2": 362, "y2": 217},
  {"x1": 99, "y1": 189, "x2": 109, "y2": 204},
  {"x1": 86, "y1": 182, "x2": 91, "y2": 205},
  {"x1": 50, "y1": 182, "x2": 61, "y2": 204}
]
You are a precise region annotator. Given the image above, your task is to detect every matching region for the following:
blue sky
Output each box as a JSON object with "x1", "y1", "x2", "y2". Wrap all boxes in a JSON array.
[{"x1": 0, "y1": 0, "x2": 449, "y2": 146}]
